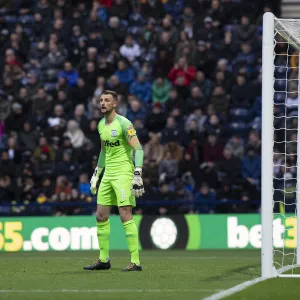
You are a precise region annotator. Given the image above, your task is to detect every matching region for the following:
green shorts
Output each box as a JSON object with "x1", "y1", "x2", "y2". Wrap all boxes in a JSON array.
[{"x1": 97, "y1": 176, "x2": 136, "y2": 207}]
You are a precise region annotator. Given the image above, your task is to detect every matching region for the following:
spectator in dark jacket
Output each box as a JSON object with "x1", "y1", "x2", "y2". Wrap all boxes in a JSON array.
[
  {"x1": 144, "y1": 103, "x2": 167, "y2": 133},
  {"x1": 242, "y1": 146, "x2": 261, "y2": 186},
  {"x1": 202, "y1": 133, "x2": 223, "y2": 163}
]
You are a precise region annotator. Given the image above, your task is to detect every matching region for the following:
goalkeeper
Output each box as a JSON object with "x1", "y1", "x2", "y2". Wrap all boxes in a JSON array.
[{"x1": 84, "y1": 90, "x2": 145, "y2": 272}]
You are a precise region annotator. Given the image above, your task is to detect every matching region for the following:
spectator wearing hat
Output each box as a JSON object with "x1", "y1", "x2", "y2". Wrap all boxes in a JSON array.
[
  {"x1": 195, "y1": 16, "x2": 220, "y2": 42},
  {"x1": 130, "y1": 72, "x2": 152, "y2": 103}
]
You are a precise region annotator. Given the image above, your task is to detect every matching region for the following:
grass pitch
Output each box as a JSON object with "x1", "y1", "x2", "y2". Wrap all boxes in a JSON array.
[{"x1": 0, "y1": 250, "x2": 298, "y2": 300}]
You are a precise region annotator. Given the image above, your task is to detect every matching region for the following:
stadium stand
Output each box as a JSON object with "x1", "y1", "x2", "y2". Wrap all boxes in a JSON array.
[{"x1": 0, "y1": 0, "x2": 281, "y2": 216}]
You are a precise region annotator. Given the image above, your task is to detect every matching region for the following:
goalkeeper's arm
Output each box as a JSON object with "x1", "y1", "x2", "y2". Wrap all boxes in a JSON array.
[
  {"x1": 90, "y1": 141, "x2": 105, "y2": 195},
  {"x1": 127, "y1": 133, "x2": 145, "y2": 197}
]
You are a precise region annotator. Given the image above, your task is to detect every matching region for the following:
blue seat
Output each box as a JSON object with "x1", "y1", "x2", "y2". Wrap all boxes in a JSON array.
[
  {"x1": 229, "y1": 108, "x2": 249, "y2": 122},
  {"x1": 248, "y1": 117, "x2": 261, "y2": 131},
  {"x1": 43, "y1": 83, "x2": 57, "y2": 92},
  {"x1": 127, "y1": 26, "x2": 143, "y2": 38},
  {"x1": 274, "y1": 65, "x2": 292, "y2": 78},
  {"x1": 274, "y1": 78, "x2": 287, "y2": 90},
  {"x1": 274, "y1": 92, "x2": 286, "y2": 104},
  {"x1": 19, "y1": 15, "x2": 34, "y2": 25},
  {"x1": 228, "y1": 122, "x2": 248, "y2": 135}
]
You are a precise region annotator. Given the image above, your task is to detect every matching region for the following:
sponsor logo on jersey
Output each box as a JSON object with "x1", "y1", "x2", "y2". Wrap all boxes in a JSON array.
[
  {"x1": 111, "y1": 130, "x2": 117, "y2": 137},
  {"x1": 127, "y1": 126, "x2": 135, "y2": 136},
  {"x1": 104, "y1": 140, "x2": 120, "y2": 147}
]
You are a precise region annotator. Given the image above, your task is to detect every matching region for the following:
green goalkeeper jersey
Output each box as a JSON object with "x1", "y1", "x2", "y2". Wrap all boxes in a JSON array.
[{"x1": 97, "y1": 114, "x2": 142, "y2": 179}]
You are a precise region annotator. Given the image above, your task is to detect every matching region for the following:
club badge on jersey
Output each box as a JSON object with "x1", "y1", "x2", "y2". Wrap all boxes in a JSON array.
[{"x1": 111, "y1": 130, "x2": 117, "y2": 137}]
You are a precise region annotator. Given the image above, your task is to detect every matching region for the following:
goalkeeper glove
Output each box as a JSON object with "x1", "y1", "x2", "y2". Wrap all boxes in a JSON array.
[
  {"x1": 131, "y1": 167, "x2": 145, "y2": 198},
  {"x1": 90, "y1": 166, "x2": 103, "y2": 195}
]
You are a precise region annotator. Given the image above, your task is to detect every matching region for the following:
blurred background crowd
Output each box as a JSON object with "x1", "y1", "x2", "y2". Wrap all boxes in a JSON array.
[{"x1": 0, "y1": 0, "x2": 282, "y2": 216}]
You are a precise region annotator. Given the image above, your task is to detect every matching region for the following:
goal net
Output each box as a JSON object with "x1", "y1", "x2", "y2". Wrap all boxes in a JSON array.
[{"x1": 262, "y1": 12, "x2": 300, "y2": 278}]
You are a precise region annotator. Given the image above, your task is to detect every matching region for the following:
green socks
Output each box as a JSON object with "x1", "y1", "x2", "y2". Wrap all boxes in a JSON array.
[
  {"x1": 97, "y1": 220, "x2": 110, "y2": 262},
  {"x1": 97, "y1": 219, "x2": 140, "y2": 266},
  {"x1": 123, "y1": 219, "x2": 140, "y2": 266}
]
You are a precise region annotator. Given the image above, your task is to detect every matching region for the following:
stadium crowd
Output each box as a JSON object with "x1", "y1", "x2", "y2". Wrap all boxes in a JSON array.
[{"x1": 0, "y1": 0, "x2": 282, "y2": 215}]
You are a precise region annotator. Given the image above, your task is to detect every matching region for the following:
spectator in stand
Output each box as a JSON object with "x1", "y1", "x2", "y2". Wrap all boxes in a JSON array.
[
  {"x1": 144, "y1": 103, "x2": 167, "y2": 133},
  {"x1": 144, "y1": 132, "x2": 164, "y2": 166},
  {"x1": 58, "y1": 61, "x2": 79, "y2": 87},
  {"x1": 64, "y1": 120, "x2": 86, "y2": 149},
  {"x1": 217, "y1": 146, "x2": 242, "y2": 185},
  {"x1": 19, "y1": 122, "x2": 38, "y2": 151},
  {"x1": 33, "y1": 136, "x2": 55, "y2": 162},
  {"x1": 194, "y1": 183, "x2": 216, "y2": 213},
  {"x1": 242, "y1": 146, "x2": 261, "y2": 199},
  {"x1": 186, "y1": 86, "x2": 206, "y2": 112},
  {"x1": 152, "y1": 76, "x2": 171, "y2": 104},
  {"x1": 158, "y1": 150, "x2": 179, "y2": 184},
  {"x1": 0, "y1": 1, "x2": 274, "y2": 214},
  {"x1": 165, "y1": 87, "x2": 184, "y2": 114},
  {"x1": 235, "y1": 15, "x2": 257, "y2": 43},
  {"x1": 56, "y1": 150, "x2": 77, "y2": 182},
  {"x1": 120, "y1": 35, "x2": 141, "y2": 63},
  {"x1": 130, "y1": 72, "x2": 152, "y2": 103},
  {"x1": 225, "y1": 134, "x2": 245, "y2": 158},
  {"x1": 114, "y1": 59, "x2": 135, "y2": 86},
  {"x1": 126, "y1": 97, "x2": 146, "y2": 123},
  {"x1": 190, "y1": 70, "x2": 213, "y2": 99},
  {"x1": 168, "y1": 57, "x2": 196, "y2": 87},
  {"x1": 210, "y1": 86, "x2": 230, "y2": 116},
  {"x1": 202, "y1": 133, "x2": 223, "y2": 163}
]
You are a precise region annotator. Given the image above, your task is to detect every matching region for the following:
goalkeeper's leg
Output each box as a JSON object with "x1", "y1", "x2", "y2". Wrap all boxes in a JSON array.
[
  {"x1": 84, "y1": 205, "x2": 111, "y2": 270},
  {"x1": 84, "y1": 179, "x2": 115, "y2": 270},
  {"x1": 119, "y1": 206, "x2": 142, "y2": 271}
]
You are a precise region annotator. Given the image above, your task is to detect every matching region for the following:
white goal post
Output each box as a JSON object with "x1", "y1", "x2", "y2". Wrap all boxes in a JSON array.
[{"x1": 262, "y1": 12, "x2": 300, "y2": 278}]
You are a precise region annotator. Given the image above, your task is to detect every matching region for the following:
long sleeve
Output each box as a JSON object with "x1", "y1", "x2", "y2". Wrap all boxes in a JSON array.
[
  {"x1": 121, "y1": 118, "x2": 144, "y2": 168},
  {"x1": 97, "y1": 141, "x2": 106, "y2": 168}
]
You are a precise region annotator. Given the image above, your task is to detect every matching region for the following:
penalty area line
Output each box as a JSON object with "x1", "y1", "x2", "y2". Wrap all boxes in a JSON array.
[
  {"x1": 202, "y1": 277, "x2": 267, "y2": 300},
  {"x1": 0, "y1": 289, "x2": 222, "y2": 293}
]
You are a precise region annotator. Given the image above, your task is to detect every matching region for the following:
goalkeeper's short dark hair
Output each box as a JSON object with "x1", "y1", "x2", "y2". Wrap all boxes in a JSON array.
[{"x1": 101, "y1": 90, "x2": 118, "y2": 101}]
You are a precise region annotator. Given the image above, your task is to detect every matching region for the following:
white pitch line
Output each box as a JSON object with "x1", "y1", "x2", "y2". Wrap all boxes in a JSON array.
[
  {"x1": 0, "y1": 289, "x2": 222, "y2": 293},
  {"x1": 202, "y1": 277, "x2": 267, "y2": 300},
  {"x1": 2, "y1": 256, "x2": 257, "y2": 260}
]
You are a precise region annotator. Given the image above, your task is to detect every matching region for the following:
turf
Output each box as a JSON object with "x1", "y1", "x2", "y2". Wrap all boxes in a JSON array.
[
  {"x1": 225, "y1": 278, "x2": 300, "y2": 300},
  {"x1": 0, "y1": 250, "x2": 261, "y2": 300}
]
